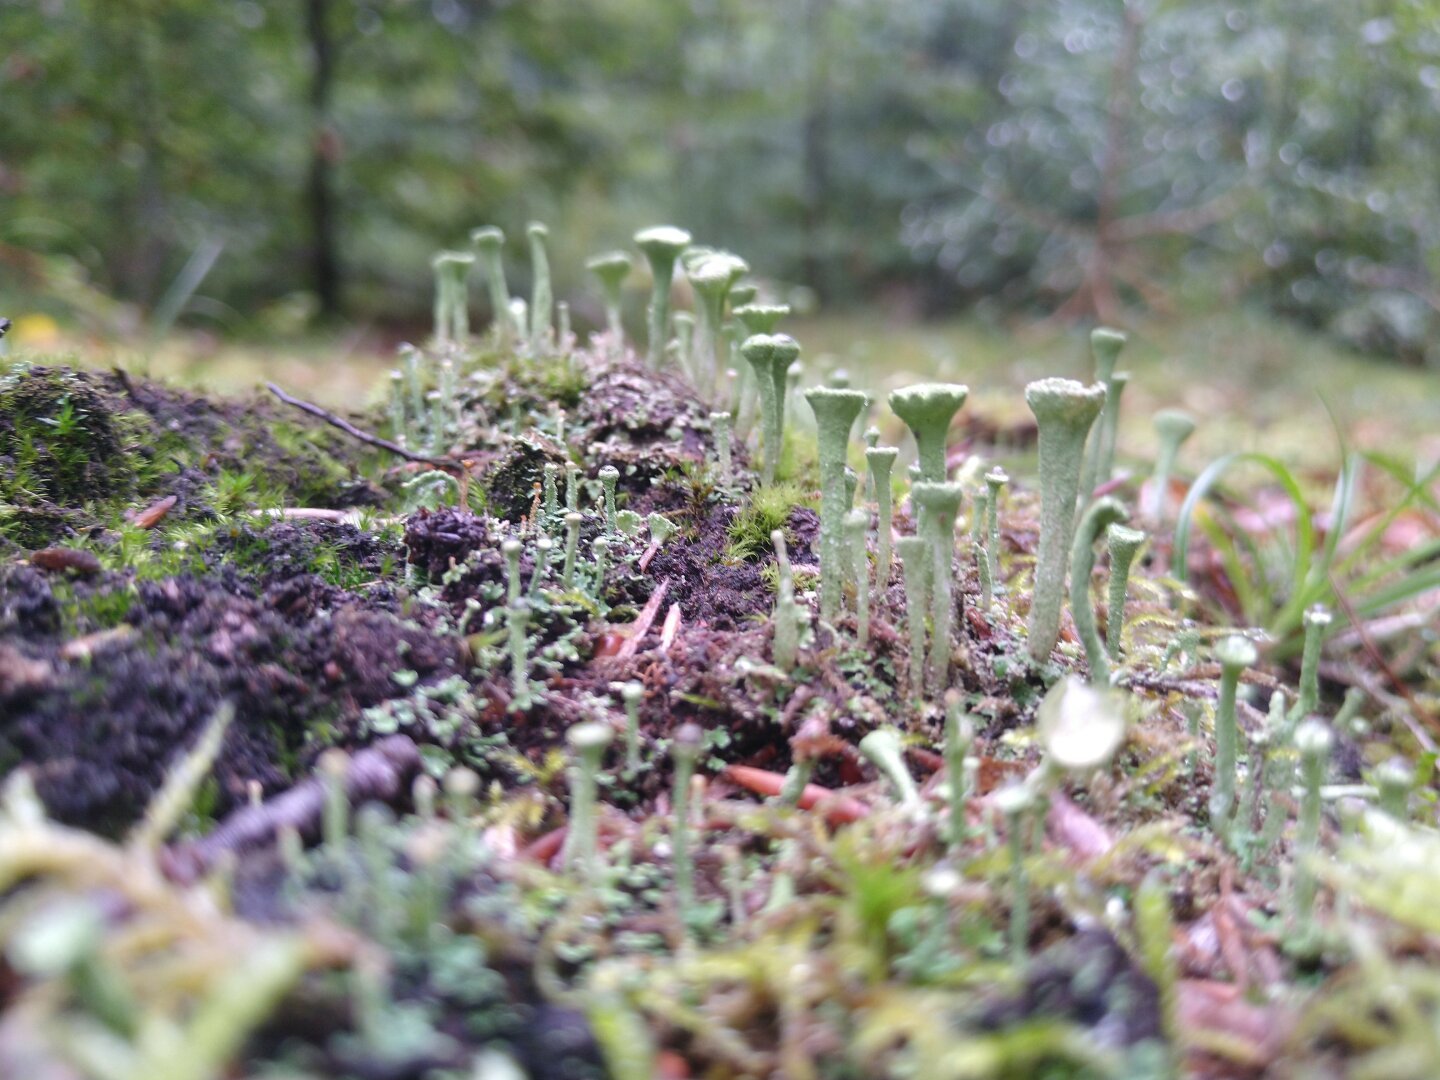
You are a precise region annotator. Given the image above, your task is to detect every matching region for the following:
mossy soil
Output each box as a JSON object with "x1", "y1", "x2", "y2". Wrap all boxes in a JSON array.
[{"x1": 0, "y1": 345, "x2": 1434, "y2": 1078}]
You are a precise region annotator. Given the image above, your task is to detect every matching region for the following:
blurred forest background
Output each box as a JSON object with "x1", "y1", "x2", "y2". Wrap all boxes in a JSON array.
[{"x1": 4, "y1": 0, "x2": 1440, "y2": 365}]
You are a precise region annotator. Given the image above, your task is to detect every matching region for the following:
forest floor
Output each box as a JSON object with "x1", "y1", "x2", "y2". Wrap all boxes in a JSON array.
[{"x1": 0, "y1": 309, "x2": 1437, "y2": 1079}]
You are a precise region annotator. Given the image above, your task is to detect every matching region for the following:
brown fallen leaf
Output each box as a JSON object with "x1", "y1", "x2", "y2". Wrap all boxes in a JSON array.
[
  {"x1": 59, "y1": 625, "x2": 138, "y2": 662},
  {"x1": 1045, "y1": 790, "x2": 1114, "y2": 860},
  {"x1": 131, "y1": 494, "x2": 177, "y2": 529},
  {"x1": 1178, "y1": 978, "x2": 1291, "y2": 1073},
  {"x1": 30, "y1": 547, "x2": 101, "y2": 575}
]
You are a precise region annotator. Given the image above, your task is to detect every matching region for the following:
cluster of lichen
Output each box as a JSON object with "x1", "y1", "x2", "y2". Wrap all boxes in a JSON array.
[{"x1": 6, "y1": 221, "x2": 1431, "y2": 1080}]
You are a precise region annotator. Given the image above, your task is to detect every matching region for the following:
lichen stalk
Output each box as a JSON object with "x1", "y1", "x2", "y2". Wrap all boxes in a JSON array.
[
  {"x1": 585, "y1": 250, "x2": 632, "y2": 350},
  {"x1": 561, "y1": 512, "x2": 583, "y2": 588},
  {"x1": 1105, "y1": 524, "x2": 1146, "y2": 661},
  {"x1": 911, "y1": 481, "x2": 965, "y2": 694},
  {"x1": 620, "y1": 683, "x2": 644, "y2": 774},
  {"x1": 561, "y1": 721, "x2": 614, "y2": 877},
  {"x1": 672, "y1": 723, "x2": 704, "y2": 935},
  {"x1": 635, "y1": 226, "x2": 692, "y2": 369},
  {"x1": 1024, "y1": 378, "x2": 1107, "y2": 662},
  {"x1": 598, "y1": 466, "x2": 620, "y2": 535},
  {"x1": 1080, "y1": 327, "x2": 1126, "y2": 503},
  {"x1": 888, "y1": 383, "x2": 969, "y2": 483},
  {"x1": 1294, "y1": 604, "x2": 1332, "y2": 723},
  {"x1": 709, "y1": 412, "x2": 733, "y2": 486},
  {"x1": 772, "y1": 530, "x2": 799, "y2": 672},
  {"x1": 857, "y1": 728, "x2": 921, "y2": 809},
  {"x1": 470, "y1": 226, "x2": 511, "y2": 342},
  {"x1": 845, "y1": 508, "x2": 870, "y2": 648},
  {"x1": 741, "y1": 333, "x2": 800, "y2": 486},
  {"x1": 865, "y1": 445, "x2": 899, "y2": 587},
  {"x1": 1068, "y1": 496, "x2": 1129, "y2": 684},
  {"x1": 985, "y1": 467, "x2": 1008, "y2": 594},
  {"x1": 1147, "y1": 409, "x2": 1196, "y2": 524},
  {"x1": 507, "y1": 600, "x2": 531, "y2": 702},
  {"x1": 1211, "y1": 635, "x2": 1257, "y2": 831},
  {"x1": 804, "y1": 387, "x2": 869, "y2": 625},
  {"x1": 526, "y1": 222, "x2": 553, "y2": 354},
  {"x1": 897, "y1": 535, "x2": 932, "y2": 703},
  {"x1": 944, "y1": 700, "x2": 975, "y2": 853},
  {"x1": 1291, "y1": 719, "x2": 1332, "y2": 947}
]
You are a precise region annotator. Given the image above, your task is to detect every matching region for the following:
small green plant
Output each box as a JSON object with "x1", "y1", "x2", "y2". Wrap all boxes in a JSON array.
[{"x1": 727, "y1": 482, "x2": 805, "y2": 561}]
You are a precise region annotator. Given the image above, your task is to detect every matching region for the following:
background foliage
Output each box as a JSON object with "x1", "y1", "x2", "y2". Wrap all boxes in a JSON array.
[{"x1": 4, "y1": 0, "x2": 1440, "y2": 360}]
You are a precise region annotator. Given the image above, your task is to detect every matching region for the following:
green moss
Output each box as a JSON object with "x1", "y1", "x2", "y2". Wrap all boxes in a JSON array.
[
  {"x1": 0, "y1": 363, "x2": 136, "y2": 508},
  {"x1": 726, "y1": 482, "x2": 810, "y2": 561}
]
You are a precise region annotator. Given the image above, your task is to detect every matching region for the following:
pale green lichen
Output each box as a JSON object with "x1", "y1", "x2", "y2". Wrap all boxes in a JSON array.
[
  {"x1": 897, "y1": 535, "x2": 932, "y2": 703},
  {"x1": 1080, "y1": 326, "x2": 1127, "y2": 503},
  {"x1": 598, "y1": 465, "x2": 620, "y2": 534},
  {"x1": 634, "y1": 225, "x2": 692, "y2": 369},
  {"x1": 804, "y1": 387, "x2": 870, "y2": 624},
  {"x1": 845, "y1": 508, "x2": 870, "y2": 648},
  {"x1": 561, "y1": 720, "x2": 614, "y2": 876},
  {"x1": 1069, "y1": 496, "x2": 1129, "y2": 684},
  {"x1": 865, "y1": 445, "x2": 899, "y2": 587},
  {"x1": 586, "y1": 250, "x2": 632, "y2": 347},
  {"x1": 1024, "y1": 378, "x2": 1107, "y2": 662},
  {"x1": 430, "y1": 250, "x2": 475, "y2": 347},
  {"x1": 469, "y1": 226, "x2": 511, "y2": 341},
  {"x1": 1105, "y1": 523, "x2": 1146, "y2": 661},
  {"x1": 858, "y1": 728, "x2": 921, "y2": 809},
  {"x1": 888, "y1": 383, "x2": 969, "y2": 483},
  {"x1": 1147, "y1": 409, "x2": 1197, "y2": 524},
  {"x1": 772, "y1": 529, "x2": 800, "y2": 672},
  {"x1": 1211, "y1": 635, "x2": 1258, "y2": 831},
  {"x1": 743, "y1": 332, "x2": 800, "y2": 483},
  {"x1": 911, "y1": 481, "x2": 965, "y2": 694},
  {"x1": 526, "y1": 222, "x2": 553, "y2": 354}
]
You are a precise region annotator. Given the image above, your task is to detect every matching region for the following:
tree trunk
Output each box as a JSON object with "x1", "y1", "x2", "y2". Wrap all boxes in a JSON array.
[
  {"x1": 800, "y1": 0, "x2": 832, "y2": 300},
  {"x1": 306, "y1": 0, "x2": 341, "y2": 318}
]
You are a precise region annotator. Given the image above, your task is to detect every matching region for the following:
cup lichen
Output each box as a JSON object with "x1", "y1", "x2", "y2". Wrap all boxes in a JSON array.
[
  {"x1": 1024, "y1": 377, "x2": 1107, "y2": 663},
  {"x1": 634, "y1": 225, "x2": 692, "y2": 369},
  {"x1": 888, "y1": 383, "x2": 969, "y2": 484}
]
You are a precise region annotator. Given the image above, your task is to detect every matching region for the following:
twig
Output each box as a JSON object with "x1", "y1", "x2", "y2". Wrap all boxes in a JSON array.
[
  {"x1": 618, "y1": 579, "x2": 670, "y2": 659},
  {"x1": 161, "y1": 735, "x2": 421, "y2": 883},
  {"x1": 265, "y1": 381, "x2": 456, "y2": 469}
]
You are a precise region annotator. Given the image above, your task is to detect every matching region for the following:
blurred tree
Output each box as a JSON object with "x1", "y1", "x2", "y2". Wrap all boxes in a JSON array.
[{"x1": 3, "y1": 0, "x2": 1440, "y2": 360}]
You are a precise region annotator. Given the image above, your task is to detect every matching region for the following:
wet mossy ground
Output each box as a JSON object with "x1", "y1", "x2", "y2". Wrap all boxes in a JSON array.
[{"x1": 0, "y1": 340, "x2": 1435, "y2": 1079}]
